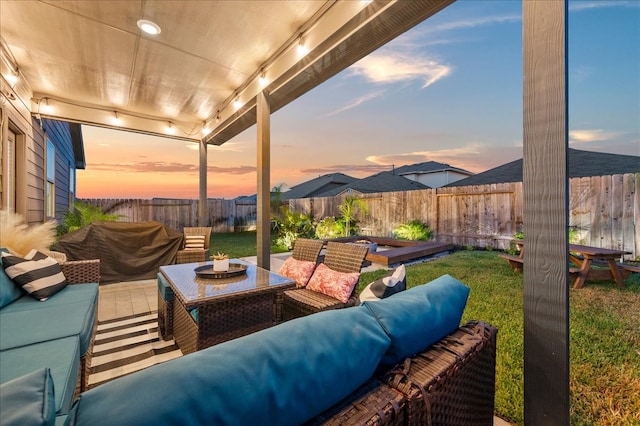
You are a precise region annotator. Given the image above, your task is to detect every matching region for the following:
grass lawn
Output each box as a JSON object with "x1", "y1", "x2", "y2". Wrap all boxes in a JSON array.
[{"x1": 212, "y1": 233, "x2": 640, "y2": 425}]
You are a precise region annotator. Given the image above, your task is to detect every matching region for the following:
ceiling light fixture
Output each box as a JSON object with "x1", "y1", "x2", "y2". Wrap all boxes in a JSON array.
[
  {"x1": 233, "y1": 94, "x2": 242, "y2": 110},
  {"x1": 201, "y1": 121, "x2": 211, "y2": 136},
  {"x1": 112, "y1": 111, "x2": 122, "y2": 125},
  {"x1": 166, "y1": 121, "x2": 175, "y2": 134},
  {"x1": 137, "y1": 19, "x2": 161, "y2": 35},
  {"x1": 297, "y1": 34, "x2": 309, "y2": 57},
  {"x1": 40, "y1": 98, "x2": 53, "y2": 114},
  {"x1": 216, "y1": 111, "x2": 221, "y2": 123},
  {"x1": 6, "y1": 69, "x2": 18, "y2": 87},
  {"x1": 258, "y1": 69, "x2": 268, "y2": 87}
]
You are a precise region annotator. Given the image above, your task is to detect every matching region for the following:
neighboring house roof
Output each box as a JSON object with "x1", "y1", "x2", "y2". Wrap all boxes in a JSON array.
[
  {"x1": 444, "y1": 148, "x2": 640, "y2": 187},
  {"x1": 69, "y1": 123, "x2": 86, "y2": 169},
  {"x1": 320, "y1": 171, "x2": 430, "y2": 197},
  {"x1": 281, "y1": 173, "x2": 357, "y2": 200},
  {"x1": 394, "y1": 161, "x2": 473, "y2": 177}
]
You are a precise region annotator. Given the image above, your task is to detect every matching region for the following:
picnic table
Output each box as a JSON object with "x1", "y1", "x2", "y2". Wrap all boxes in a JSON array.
[{"x1": 499, "y1": 241, "x2": 636, "y2": 289}]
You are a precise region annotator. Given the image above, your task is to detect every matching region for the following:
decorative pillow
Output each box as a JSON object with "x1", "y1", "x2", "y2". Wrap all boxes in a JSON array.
[
  {"x1": 184, "y1": 235, "x2": 205, "y2": 250},
  {"x1": 1, "y1": 250, "x2": 67, "y2": 301},
  {"x1": 358, "y1": 264, "x2": 406, "y2": 304},
  {"x1": 0, "y1": 368, "x2": 56, "y2": 426},
  {"x1": 1, "y1": 248, "x2": 24, "y2": 309},
  {"x1": 306, "y1": 263, "x2": 360, "y2": 304},
  {"x1": 278, "y1": 257, "x2": 317, "y2": 288}
]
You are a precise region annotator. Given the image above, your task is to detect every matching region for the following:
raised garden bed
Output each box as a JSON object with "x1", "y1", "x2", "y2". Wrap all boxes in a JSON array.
[{"x1": 324, "y1": 236, "x2": 454, "y2": 267}]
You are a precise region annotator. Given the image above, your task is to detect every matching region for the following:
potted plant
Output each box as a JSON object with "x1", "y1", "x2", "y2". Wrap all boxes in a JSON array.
[{"x1": 212, "y1": 252, "x2": 229, "y2": 272}]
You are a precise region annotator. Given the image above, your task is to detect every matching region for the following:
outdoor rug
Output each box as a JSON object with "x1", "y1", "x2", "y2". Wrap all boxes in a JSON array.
[{"x1": 88, "y1": 312, "x2": 183, "y2": 389}]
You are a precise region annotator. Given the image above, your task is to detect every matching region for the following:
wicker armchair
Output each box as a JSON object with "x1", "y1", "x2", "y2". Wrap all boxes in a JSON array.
[
  {"x1": 176, "y1": 227, "x2": 212, "y2": 264},
  {"x1": 282, "y1": 241, "x2": 369, "y2": 321},
  {"x1": 291, "y1": 238, "x2": 324, "y2": 263}
]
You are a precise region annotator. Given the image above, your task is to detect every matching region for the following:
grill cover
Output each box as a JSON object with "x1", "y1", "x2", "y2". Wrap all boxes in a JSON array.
[{"x1": 56, "y1": 222, "x2": 183, "y2": 283}]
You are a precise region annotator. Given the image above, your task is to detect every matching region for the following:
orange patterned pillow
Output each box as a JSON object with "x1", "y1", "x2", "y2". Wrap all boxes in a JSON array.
[
  {"x1": 306, "y1": 263, "x2": 360, "y2": 303},
  {"x1": 278, "y1": 257, "x2": 317, "y2": 288}
]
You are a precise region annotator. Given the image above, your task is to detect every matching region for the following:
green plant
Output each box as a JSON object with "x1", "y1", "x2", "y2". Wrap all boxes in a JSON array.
[
  {"x1": 57, "y1": 201, "x2": 122, "y2": 236},
  {"x1": 338, "y1": 195, "x2": 367, "y2": 237},
  {"x1": 270, "y1": 205, "x2": 314, "y2": 250},
  {"x1": 315, "y1": 217, "x2": 345, "y2": 239},
  {"x1": 513, "y1": 231, "x2": 524, "y2": 240},
  {"x1": 392, "y1": 220, "x2": 433, "y2": 241}
]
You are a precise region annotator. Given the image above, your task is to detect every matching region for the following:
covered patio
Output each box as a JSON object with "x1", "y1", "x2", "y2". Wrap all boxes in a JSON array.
[{"x1": 2, "y1": 0, "x2": 576, "y2": 423}]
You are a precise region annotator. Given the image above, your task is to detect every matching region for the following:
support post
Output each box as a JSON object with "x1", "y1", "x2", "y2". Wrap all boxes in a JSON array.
[
  {"x1": 198, "y1": 140, "x2": 208, "y2": 226},
  {"x1": 256, "y1": 91, "x2": 271, "y2": 269},
  {"x1": 523, "y1": 1, "x2": 569, "y2": 424}
]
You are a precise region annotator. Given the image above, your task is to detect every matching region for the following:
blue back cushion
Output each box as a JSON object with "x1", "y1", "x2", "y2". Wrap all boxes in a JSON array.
[
  {"x1": 66, "y1": 306, "x2": 391, "y2": 426},
  {"x1": 363, "y1": 274, "x2": 469, "y2": 369},
  {"x1": 0, "y1": 248, "x2": 24, "y2": 309},
  {"x1": 0, "y1": 368, "x2": 56, "y2": 426}
]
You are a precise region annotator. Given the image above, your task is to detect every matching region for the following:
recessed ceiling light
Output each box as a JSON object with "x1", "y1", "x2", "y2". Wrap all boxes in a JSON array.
[{"x1": 137, "y1": 19, "x2": 161, "y2": 35}]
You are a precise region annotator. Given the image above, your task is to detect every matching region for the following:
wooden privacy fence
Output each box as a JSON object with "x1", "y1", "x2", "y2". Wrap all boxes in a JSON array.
[
  {"x1": 288, "y1": 173, "x2": 639, "y2": 258},
  {"x1": 81, "y1": 173, "x2": 638, "y2": 258},
  {"x1": 81, "y1": 198, "x2": 257, "y2": 233}
]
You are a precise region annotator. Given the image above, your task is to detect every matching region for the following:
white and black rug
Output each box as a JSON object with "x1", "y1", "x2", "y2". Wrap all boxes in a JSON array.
[{"x1": 88, "y1": 312, "x2": 183, "y2": 389}]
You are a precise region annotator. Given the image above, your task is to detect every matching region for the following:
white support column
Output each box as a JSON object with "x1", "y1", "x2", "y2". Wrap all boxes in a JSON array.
[
  {"x1": 198, "y1": 140, "x2": 208, "y2": 226},
  {"x1": 256, "y1": 91, "x2": 271, "y2": 269}
]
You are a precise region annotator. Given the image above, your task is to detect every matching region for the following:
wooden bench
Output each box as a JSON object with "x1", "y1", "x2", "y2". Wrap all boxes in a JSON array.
[
  {"x1": 584, "y1": 258, "x2": 640, "y2": 280},
  {"x1": 366, "y1": 242, "x2": 454, "y2": 267}
]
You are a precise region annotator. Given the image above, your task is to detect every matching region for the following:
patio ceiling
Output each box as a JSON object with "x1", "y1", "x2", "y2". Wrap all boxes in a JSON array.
[{"x1": 0, "y1": 0, "x2": 454, "y2": 145}]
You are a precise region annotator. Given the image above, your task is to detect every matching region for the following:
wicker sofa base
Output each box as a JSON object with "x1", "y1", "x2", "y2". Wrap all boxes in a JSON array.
[
  {"x1": 282, "y1": 289, "x2": 357, "y2": 321},
  {"x1": 305, "y1": 320, "x2": 497, "y2": 426},
  {"x1": 382, "y1": 321, "x2": 497, "y2": 426}
]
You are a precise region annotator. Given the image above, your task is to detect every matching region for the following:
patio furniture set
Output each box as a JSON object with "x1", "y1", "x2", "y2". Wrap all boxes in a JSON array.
[{"x1": 1, "y1": 234, "x2": 498, "y2": 425}]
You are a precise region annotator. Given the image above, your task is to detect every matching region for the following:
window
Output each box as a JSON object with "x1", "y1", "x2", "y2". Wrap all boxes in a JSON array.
[
  {"x1": 69, "y1": 165, "x2": 75, "y2": 210},
  {"x1": 46, "y1": 139, "x2": 55, "y2": 218}
]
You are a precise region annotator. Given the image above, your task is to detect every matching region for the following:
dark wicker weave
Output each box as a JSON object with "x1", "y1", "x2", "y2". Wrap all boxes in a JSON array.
[
  {"x1": 61, "y1": 259, "x2": 101, "y2": 284},
  {"x1": 172, "y1": 289, "x2": 282, "y2": 355},
  {"x1": 62, "y1": 258, "x2": 100, "y2": 393},
  {"x1": 282, "y1": 242, "x2": 368, "y2": 321},
  {"x1": 381, "y1": 321, "x2": 497, "y2": 426},
  {"x1": 176, "y1": 226, "x2": 212, "y2": 264},
  {"x1": 157, "y1": 291, "x2": 174, "y2": 340},
  {"x1": 291, "y1": 238, "x2": 324, "y2": 263},
  {"x1": 305, "y1": 379, "x2": 405, "y2": 426}
]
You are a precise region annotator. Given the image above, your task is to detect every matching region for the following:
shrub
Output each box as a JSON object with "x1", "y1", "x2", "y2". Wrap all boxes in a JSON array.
[
  {"x1": 338, "y1": 195, "x2": 367, "y2": 237},
  {"x1": 271, "y1": 205, "x2": 314, "y2": 250},
  {"x1": 392, "y1": 220, "x2": 433, "y2": 241},
  {"x1": 315, "y1": 217, "x2": 345, "y2": 240}
]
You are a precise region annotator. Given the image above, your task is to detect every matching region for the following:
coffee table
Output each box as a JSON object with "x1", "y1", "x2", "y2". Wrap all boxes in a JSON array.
[{"x1": 160, "y1": 260, "x2": 295, "y2": 354}]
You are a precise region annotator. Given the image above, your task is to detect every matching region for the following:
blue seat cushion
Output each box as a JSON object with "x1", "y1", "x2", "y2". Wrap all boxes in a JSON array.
[
  {"x1": 0, "y1": 249, "x2": 24, "y2": 309},
  {"x1": 0, "y1": 368, "x2": 56, "y2": 426},
  {"x1": 363, "y1": 274, "x2": 470, "y2": 369},
  {"x1": 66, "y1": 306, "x2": 391, "y2": 426},
  {"x1": 0, "y1": 336, "x2": 81, "y2": 416},
  {"x1": 156, "y1": 273, "x2": 174, "y2": 301},
  {"x1": 0, "y1": 293, "x2": 97, "y2": 355}
]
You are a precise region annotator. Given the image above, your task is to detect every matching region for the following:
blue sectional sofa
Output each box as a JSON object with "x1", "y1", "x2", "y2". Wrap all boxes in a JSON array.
[
  {"x1": 2, "y1": 270, "x2": 497, "y2": 426},
  {"x1": 0, "y1": 251, "x2": 100, "y2": 424}
]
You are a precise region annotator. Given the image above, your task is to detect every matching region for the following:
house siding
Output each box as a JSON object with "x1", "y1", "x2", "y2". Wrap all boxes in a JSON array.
[
  {"x1": 1, "y1": 90, "x2": 78, "y2": 225},
  {"x1": 42, "y1": 119, "x2": 76, "y2": 222}
]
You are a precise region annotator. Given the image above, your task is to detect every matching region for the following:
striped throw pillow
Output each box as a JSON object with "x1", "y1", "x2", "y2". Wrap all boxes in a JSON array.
[
  {"x1": 184, "y1": 235, "x2": 206, "y2": 250},
  {"x1": 1, "y1": 250, "x2": 67, "y2": 301}
]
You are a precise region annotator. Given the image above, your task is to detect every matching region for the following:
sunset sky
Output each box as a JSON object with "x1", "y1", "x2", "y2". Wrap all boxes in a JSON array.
[{"x1": 77, "y1": 0, "x2": 639, "y2": 200}]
